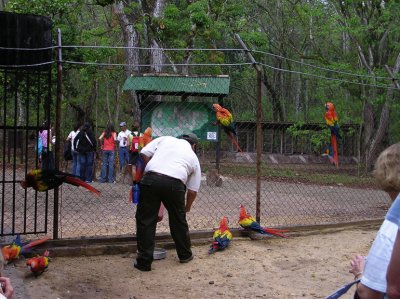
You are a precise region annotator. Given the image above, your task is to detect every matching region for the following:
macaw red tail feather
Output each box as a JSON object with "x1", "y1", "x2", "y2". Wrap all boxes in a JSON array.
[
  {"x1": 262, "y1": 228, "x2": 289, "y2": 238},
  {"x1": 227, "y1": 133, "x2": 243, "y2": 153},
  {"x1": 208, "y1": 242, "x2": 219, "y2": 254},
  {"x1": 64, "y1": 176, "x2": 101, "y2": 196},
  {"x1": 331, "y1": 135, "x2": 339, "y2": 168},
  {"x1": 22, "y1": 236, "x2": 50, "y2": 251}
]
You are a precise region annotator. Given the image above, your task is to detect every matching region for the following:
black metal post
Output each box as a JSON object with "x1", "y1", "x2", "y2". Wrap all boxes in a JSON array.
[{"x1": 53, "y1": 28, "x2": 63, "y2": 239}]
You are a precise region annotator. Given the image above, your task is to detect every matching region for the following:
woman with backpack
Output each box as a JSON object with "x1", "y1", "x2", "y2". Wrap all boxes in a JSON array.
[
  {"x1": 73, "y1": 122, "x2": 97, "y2": 183},
  {"x1": 98, "y1": 123, "x2": 117, "y2": 183}
]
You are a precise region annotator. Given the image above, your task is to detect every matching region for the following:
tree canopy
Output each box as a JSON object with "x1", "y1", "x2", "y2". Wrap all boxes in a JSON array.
[{"x1": 2, "y1": 0, "x2": 400, "y2": 169}]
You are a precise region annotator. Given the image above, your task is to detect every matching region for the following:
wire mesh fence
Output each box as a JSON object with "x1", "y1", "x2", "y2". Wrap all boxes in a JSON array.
[
  {"x1": 52, "y1": 66, "x2": 390, "y2": 239},
  {"x1": 0, "y1": 40, "x2": 393, "y2": 239}
]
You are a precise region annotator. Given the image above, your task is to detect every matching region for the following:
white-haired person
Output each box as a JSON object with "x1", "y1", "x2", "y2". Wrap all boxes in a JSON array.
[{"x1": 350, "y1": 143, "x2": 400, "y2": 298}]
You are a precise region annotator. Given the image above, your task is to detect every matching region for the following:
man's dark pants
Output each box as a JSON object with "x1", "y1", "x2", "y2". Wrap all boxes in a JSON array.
[{"x1": 135, "y1": 173, "x2": 192, "y2": 268}]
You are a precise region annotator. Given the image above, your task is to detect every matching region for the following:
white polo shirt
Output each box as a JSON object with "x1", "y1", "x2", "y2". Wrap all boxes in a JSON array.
[
  {"x1": 140, "y1": 136, "x2": 201, "y2": 192},
  {"x1": 117, "y1": 129, "x2": 131, "y2": 147}
]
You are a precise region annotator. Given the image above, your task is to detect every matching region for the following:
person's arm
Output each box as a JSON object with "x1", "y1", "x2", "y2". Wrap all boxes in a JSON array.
[
  {"x1": 387, "y1": 229, "x2": 400, "y2": 299},
  {"x1": 99, "y1": 132, "x2": 104, "y2": 140},
  {"x1": 0, "y1": 276, "x2": 14, "y2": 298},
  {"x1": 141, "y1": 153, "x2": 151, "y2": 166},
  {"x1": 185, "y1": 189, "x2": 197, "y2": 212}
]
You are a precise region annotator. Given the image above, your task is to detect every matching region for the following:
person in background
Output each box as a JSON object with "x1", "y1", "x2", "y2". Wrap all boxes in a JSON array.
[
  {"x1": 350, "y1": 143, "x2": 400, "y2": 299},
  {"x1": 38, "y1": 121, "x2": 54, "y2": 170},
  {"x1": 66, "y1": 123, "x2": 81, "y2": 176},
  {"x1": 134, "y1": 133, "x2": 201, "y2": 272},
  {"x1": 117, "y1": 122, "x2": 131, "y2": 173},
  {"x1": 128, "y1": 122, "x2": 142, "y2": 181},
  {"x1": 98, "y1": 123, "x2": 117, "y2": 183},
  {"x1": 74, "y1": 122, "x2": 97, "y2": 183}
]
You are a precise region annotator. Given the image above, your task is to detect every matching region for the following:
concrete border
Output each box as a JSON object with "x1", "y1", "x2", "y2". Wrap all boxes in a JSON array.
[{"x1": 5, "y1": 219, "x2": 382, "y2": 258}]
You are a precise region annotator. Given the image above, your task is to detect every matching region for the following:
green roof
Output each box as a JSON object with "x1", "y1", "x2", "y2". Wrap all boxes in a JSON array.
[{"x1": 122, "y1": 75, "x2": 230, "y2": 96}]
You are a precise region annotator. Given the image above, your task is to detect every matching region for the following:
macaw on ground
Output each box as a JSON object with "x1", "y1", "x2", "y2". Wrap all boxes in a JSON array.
[
  {"x1": 2, "y1": 235, "x2": 50, "y2": 262},
  {"x1": 239, "y1": 205, "x2": 288, "y2": 238},
  {"x1": 26, "y1": 250, "x2": 50, "y2": 275},
  {"x1": 209, "y1": 216, "x2": 232, "y2": 254}
]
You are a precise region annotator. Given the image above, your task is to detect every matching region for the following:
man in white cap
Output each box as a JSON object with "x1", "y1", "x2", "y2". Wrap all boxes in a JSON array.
[
  {"x1": 134, "y1": 133, "x2": 201, "y2": 272},
  {"x1": 117, "y1": 122, "x2": 131, "y2": 173}
]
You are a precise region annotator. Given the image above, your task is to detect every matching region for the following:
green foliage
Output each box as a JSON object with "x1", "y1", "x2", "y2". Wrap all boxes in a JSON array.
[{"x1": 287, "y1": 122, "x2": 327, "y2": 154}]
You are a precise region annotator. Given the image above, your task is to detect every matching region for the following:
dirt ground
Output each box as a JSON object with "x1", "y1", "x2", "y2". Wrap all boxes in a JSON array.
[{"x1": 4, "y1": 226, "x2": 380, "y2": 299}]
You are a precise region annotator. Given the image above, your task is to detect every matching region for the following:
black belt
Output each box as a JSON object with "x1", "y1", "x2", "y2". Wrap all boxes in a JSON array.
[{"x1": 145, "y1": 172, "x2": 185, "y2": 188}]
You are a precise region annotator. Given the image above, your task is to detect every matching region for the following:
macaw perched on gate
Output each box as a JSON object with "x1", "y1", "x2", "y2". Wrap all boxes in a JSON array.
[
  {"x1": 2, "y1": 235, "x2": 50, "y2": 262},
  {"x1": 20, "y1": 169, "x2": 101, "y2": 196},
  {"x1": 212, "y1": 103, "x2": 243, "y2": 153},
  {"x1": 238, "y1": 205, "x2": 288, "y2": 238},
  {"x1": 208, "y1": 216, "x2": 232, "y2": 254},
  {"x1": 324, "y1": 102, "x2": 341, "y2": 168},
  {"x1": 26, "y1": 250, "x2": 50, "y2": 276}
]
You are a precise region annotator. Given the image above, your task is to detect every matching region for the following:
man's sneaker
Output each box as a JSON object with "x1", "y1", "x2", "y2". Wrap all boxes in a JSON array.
[
  {"x1": 179, "y1": 255, "x2": 194, "y2": 263},
  {"x1": 133, "y1": 260, "x2": 151, "y2": 272}
]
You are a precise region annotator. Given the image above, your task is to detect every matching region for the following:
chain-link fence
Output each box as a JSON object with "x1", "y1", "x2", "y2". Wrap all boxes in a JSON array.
[
  {"x1": 0, "y1": 30, "x2": 393, "y2": 239},
  {"x1": 52, "y1": 63, "x2": 390, "y2": 239}
]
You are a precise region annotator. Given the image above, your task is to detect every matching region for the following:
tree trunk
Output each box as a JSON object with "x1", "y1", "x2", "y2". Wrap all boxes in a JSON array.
[
  {"x1": 113, "y1": 1, "x2": 141, "y2": 121},
  {"x1": 17, "y1": 92, "x2": 24, "y2": 126},
  {"x1": 113, "y1": 1, "x2": 140, "y2": 76},
  {"x1": 365, "y1": 52, "x2": 400, "y2": 170}
]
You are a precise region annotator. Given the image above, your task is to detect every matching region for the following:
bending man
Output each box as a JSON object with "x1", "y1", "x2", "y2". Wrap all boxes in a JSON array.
[{"x1": 134, "y1": 133, "x2": 201, "y2": 272}]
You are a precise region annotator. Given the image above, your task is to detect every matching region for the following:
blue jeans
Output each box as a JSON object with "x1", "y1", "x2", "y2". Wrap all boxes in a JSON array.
[
  {"x1": 78, "y1": 151, "x2": 95, "y2": 182},
  {"x1": 72, "y1": 151, "x2": 79, "y2": 176},
  {"x1": 100, "y1": 150, "x2": 115, "y2": 182},
  {"x1": 41, "y1": 148, "x2": 54, "y2": 170},
  {"x1": 119, "y1": 146, "x2": 129, "y2": 171}
]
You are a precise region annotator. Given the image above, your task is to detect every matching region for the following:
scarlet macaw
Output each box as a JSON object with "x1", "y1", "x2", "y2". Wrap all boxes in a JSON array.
[
  {"x1": 2, "y1": 235, "x2": 50, "y2": 262},
  {"x1": 26, "y1": 250, "x2": 50, "y2": 276},
  {"x1": 238, "y1": 205, "x2": 288, "y2": 238},
  {"x1": 209, "y1": 216, "x2": 232, "y2": 254},
  {"x1": 130, "y1": 127, "x2": 165, "y2": 221},
  {"x1": 131, "y1": 127, "x2": 153, "y2": 204},
  {"x1": 212, "y1": 103, "x2": 243, "y2": 152},
  {"x1": 20, "y1": 169, "x2": 100, "y2": 196},
  {"x1": 324, "y1": 102, "x2": 341, "y2": 167}
]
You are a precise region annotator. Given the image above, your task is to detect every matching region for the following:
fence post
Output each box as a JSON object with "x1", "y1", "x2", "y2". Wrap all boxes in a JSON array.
[
  {"x1": 234, "y1": 34, "x2": 264, "y2": 222},
  {"x1": 53, "y1": 28, "x2": 63, "y2": 239},
  {"x1": 255, "y1": 68, "x2": 263, "y2": 223}
]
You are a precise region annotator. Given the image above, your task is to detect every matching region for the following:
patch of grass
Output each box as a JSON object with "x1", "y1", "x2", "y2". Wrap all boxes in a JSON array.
[{"x1": 206, "y1": 163, "x2": 376, "y2": 188}]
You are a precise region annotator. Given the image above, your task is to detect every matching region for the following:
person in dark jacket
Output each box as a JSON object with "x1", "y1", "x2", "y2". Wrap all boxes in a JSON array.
[{"x1": 73, "y1": 122, "x2": 97, "y2": 183}]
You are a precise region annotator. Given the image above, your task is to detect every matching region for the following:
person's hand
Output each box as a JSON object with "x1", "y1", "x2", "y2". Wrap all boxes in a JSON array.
[
  {"x1": 0, "y1": 277, "x2": 14, "y2": 298},
  {"x1": 350, "y1": 254, "x2": 366, "y2": 280}
]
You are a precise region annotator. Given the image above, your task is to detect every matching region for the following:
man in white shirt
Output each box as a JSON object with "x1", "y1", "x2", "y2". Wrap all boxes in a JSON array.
[
  {"x1": 134, "y1": 133, "x2": 201, "y2": 272},
  {"x1": 117, "y1": 122, "x2": 131, "y2": 172}
]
